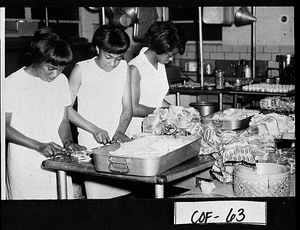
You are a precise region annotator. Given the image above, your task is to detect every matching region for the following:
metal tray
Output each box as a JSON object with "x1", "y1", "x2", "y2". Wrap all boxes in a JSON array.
[
  {"x1": 201, "y1": 108, "x2": 259, "y2": 130},
  {"x1": 92, "y1": 136, "x2": 201, "y2": 176}
]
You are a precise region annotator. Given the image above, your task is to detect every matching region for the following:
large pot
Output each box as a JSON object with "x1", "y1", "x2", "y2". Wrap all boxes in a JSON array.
[{"x1": 189, "y1": 101, "x2": 219, "y2": 116}]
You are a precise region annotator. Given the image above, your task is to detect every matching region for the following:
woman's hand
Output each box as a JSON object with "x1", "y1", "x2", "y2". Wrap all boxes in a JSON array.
[
  {"x1": 37, "y1": 142, "x2": 64, "y2": 158},
  {"x1": 112, "y1": 131, "x2": 131, "y2": 143},
  {"x1": 64, "y1": 141, "x2": 87, "y2": 151},
  {"x1": 92, "y1": 127, "x2": 111, "y2": 145}
]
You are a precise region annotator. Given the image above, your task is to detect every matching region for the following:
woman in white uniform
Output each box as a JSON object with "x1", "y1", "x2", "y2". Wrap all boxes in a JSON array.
[
  {"x1": 67, "y1": 24, "x2": 133, "y2": 199},
  {"x1": 127, "y1": 21, "x2": 187, "y2": 136},
  {"x1": 4, "y1": 27, "x2": 85, "y2": 200}
]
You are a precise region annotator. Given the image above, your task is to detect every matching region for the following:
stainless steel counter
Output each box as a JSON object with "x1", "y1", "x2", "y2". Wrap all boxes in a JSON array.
[{"x1": 169, "y1": 86, "x2": 295, "y2": 109}]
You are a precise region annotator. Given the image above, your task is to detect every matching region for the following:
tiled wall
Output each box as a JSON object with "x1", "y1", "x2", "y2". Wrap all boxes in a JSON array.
[
  {"x1": 174, "y1": 43, "x2": 294, "y2": 77},
  {"x1": 172, "y1": 6, "x2": 294, "y2": 77}
]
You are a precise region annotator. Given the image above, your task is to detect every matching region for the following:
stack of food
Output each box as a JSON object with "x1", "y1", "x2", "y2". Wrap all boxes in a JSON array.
[
  {"x1": 260, "y1": 96, "x2": 295, "y2": 113},
  {"x1": 242, "y1": 83, "x2": 295, "y2": 93},
  {"x1": 210, "y1": 108, "x2": 259, "y2": 120},
  {"x1": 249, "y1": 112, "x2": 295, "y2": 139},
  {"x1": 142, "y1": 105, "x2": 201, "y2": 136},
  {"x1": 277, "y1": 148, "x2": 295, "y2": 174},
  {"x1": 141, "y1": 106, "x2": 295, "y2": 183},
  {"x1": 109, "y1": 134, "x2": 194, "y2": 158},
  {"x1": 210, "y1": 128, "x2": 277, "y2": 183},
  {"x1": 53, "y1": 150, "x2": 92, "y2": 162},
  {"x1": 209, "y1": 110, "x2": 295, "y2": 183}
]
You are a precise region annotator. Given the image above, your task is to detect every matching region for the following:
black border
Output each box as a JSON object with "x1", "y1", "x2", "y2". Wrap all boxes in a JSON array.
[
  {"x1": 1, "y1": 197, "x2": 296, "y2": 230},
  {"x1": 0, "y1": 0, "x2": 296, "y2": 7},
  {"x1": 1, "y1": 2, "x2": 296, "y2": 230}
]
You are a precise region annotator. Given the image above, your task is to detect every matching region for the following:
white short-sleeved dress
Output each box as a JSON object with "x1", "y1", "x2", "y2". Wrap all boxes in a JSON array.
[
  {"x1": 126, "y1": 47, "x2": 170, "y2": 137},
  {"x1": 75, "y1": 57, "x2": 132, "y2": 198},
  {"x1": 4, "y1": 67, "x2": 74, "y2": 200}
]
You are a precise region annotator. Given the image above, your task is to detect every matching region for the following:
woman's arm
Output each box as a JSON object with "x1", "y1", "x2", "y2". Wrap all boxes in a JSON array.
[
  {"x1": 67, "y1": 64, "x2": 110, "y2": 144},
  {"x1": 58, "y1": 107, "x2": 86, "y2": 151},
  {"x1": 5, "y1": 112, "x2": 64, "y2": 157},
  {"x1": 130, "y1": 65, "x2": 156, "y2": 117},
  {"x1": 112, "y1": 67, "x2": 133, "y2": 143}
]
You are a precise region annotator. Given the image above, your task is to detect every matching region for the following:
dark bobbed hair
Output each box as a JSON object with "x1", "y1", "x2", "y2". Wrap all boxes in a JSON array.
[
  {"x1": 28, "y1": 27, "x2": 73, "y2": 67},
  {"x1": 145, "y1": 20, "x2": 187, "y2": 55},
  {"x1": 92, "y1": 24, "x2": 130, "y2": 55}
]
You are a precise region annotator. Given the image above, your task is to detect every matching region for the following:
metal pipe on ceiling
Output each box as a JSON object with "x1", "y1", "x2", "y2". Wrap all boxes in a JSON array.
[
  {"x1": 251, "y1": 6, "x2": 256, "y2": 78},
  {"x1": 101, "y1": 7, "x2": 106, "y2": 25},
  {"x1": 198, "y1": 7, "x2": 204, "y2": 87}
]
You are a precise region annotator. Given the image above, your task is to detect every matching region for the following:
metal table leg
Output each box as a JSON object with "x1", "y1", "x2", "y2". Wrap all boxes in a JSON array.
[
  {"x1": 154, "y1": 184, "x2": 164, "y2": 198},
  {"x1": 218, "y1": 92, "x2": 223, "y2": 110},
  {"x1": 176, "y1": 92, "x2": 180, "y2": 106},
  {"x1": 233, "y1": 94, "x2": 238, "y2": 108},
  {"x1": 57, "y1": 170, "x2": 67, "y2": 199}
]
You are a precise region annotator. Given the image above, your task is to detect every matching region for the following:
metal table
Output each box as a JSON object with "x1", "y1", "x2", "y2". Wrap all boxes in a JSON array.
[
  {"x1": 42, "y1": 154, "x2": 215, "y2": 199},
  {"x1": 169, "y1": 87, "x2": 295, "y2": 109},
  {"x1": 168, "y1": 87, "x2": 228, "y2": 110},
  {"x1": 227, "y1": 88, "x2": 295, "y2": 108}
]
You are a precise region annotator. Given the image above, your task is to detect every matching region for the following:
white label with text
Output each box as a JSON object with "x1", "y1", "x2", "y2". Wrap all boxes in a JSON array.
[{"x1": 174, "y1": 200, "x2": 266, "y2": 225}]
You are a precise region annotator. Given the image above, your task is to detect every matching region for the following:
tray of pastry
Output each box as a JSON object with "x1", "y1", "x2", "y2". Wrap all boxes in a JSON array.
[{"x1": 92, "y1": 135, "x2": 201, "y2": 176}]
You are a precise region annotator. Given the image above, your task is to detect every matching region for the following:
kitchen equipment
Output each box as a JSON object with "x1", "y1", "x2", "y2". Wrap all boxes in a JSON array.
[
  {"x1": 276, "y1": 54, "x2": 295, "y2": 84},
  {"x1": 201, "y1": 108, "x2": 259, "y2": 130},
  {"x1": 205, "y1": 64, "x2": 212, "y2": 75},
  {"x1": 215, "y1": 70, "x2": 225, "y2": 89},
  {"x1": 232, "y1": 65, "x2": 244, "y2": 77},
  {"x1": 264, "y1": 78, "x2": 276, "y2": 84},
  {"x1": 123, "y1": 7, "x2": 138, "y2": 26},
  {"x1": 203, "y1": 7, "x2": 234, "y2": 25},
  {"x1": 234, "y1": 7, "x2": 256, "y2": 27},
  {"x1": 265, "y1": 67, "x2": 280, "y2": 80},
  {"x1": 244, "y1": 65, "x2": 251, "y2": 78},
  {"x1": 185, "y1": 61, "x2": 197, "y2": 72},
  {"x1": 93, "y1": 136, "x2": 201, "y2": 176},
  {"x1": 102, "y1": 7, "x2": 133, "y2": 27},
  {"x1": 234, "y1": 78, "x2": 242, "y2": 88},
  {"x1": 233, "y1": 163, "x2": 290, "y2": 197},
  {"x1": 189, "y1": 101, "x2": 218, "y2": 116},
  {"x1": 231, "y1": 59, "x2": 252, "y2": 78},
  {"x1": 111, "y1": 10, "x2": 132, "y2": 27}
]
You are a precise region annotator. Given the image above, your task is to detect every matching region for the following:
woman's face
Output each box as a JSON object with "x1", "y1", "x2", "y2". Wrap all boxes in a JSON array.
[
  {"x1": 156, "y1": 48, "x2": 179, "y2": 65},
  {"x1": 34, "y1": 62, "x2": 65, "y2": 82},
  {"x1": 96, "y1": 50, "x2": 124, "y2": 72}
]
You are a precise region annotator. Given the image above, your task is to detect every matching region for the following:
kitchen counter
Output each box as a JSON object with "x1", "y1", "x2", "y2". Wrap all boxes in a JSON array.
[
  {"x1": 169, "y1": 87, "x2": 227, "y2": 110},
  {"x1": 169, "y1": 86, "x2": 295, "y2": 109}
]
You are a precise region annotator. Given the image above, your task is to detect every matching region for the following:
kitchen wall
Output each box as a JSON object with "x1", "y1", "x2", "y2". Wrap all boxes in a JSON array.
[
  {"x1": 174, "y1": 7, "x2": 294, "y2": 75},
  {"x1": 171, "y1": 6, "x2": 294, "y2": 106}
]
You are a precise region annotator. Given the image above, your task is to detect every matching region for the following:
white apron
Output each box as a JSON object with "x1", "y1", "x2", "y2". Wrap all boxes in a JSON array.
[
  {"x1": 126, "y1": 47, "x2": 169, "y2": 137},
  {"x1": 76, "y1": 58, "x2": 131, "y2": 199},
  {"x1": 4, "y1": 67, "x2": 74, "y2": 199}
]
